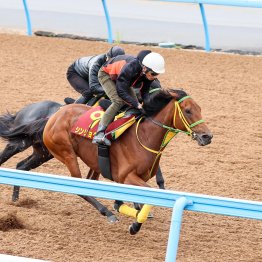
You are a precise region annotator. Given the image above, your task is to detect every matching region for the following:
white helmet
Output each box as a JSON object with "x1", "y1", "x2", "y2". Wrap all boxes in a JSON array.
[{"x1": 142, "y1": 52, "x2": 165, "y2": 74}]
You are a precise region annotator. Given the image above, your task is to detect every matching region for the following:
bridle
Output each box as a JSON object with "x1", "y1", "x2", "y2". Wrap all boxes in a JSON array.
[
  {"x1": 173, "y1": 95, "x2": 205, "y2": 137},
  {"x1": 135, "y1": 95, "x2": 204, "y2": 177},
  {"x1": 136, "y1": 95, "x2": 204, "y2": 152}
]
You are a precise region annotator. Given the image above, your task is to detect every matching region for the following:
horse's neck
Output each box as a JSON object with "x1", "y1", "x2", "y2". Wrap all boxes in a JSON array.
[{"x1": 140, "y1": 101, "x2": 174, "y2": 150}]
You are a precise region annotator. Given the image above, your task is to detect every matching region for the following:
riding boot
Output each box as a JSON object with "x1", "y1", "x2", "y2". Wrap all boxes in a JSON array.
[
  {"x1": 74, "y1": 95, "x2": 90, "y2": 104},
  {"x1": 92, "y1": 122, "x2": 111, "y2": 146},
  {"x1": 64, "y1": 97, "x2": 75, "y2": 104}
]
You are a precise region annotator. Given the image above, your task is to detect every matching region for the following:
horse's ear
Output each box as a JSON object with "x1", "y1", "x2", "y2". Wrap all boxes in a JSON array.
[
  {"x1": 168, "y1": 88, "x2": 187, "y2": 101},
  {"x1": 167, "y1": 88, "x2": 180, "y2": 100}
]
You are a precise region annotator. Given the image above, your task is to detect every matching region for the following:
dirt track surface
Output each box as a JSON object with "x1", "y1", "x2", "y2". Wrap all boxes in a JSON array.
[{"x1": 0, "y1": 34, "x2": 261, "y2": 262}]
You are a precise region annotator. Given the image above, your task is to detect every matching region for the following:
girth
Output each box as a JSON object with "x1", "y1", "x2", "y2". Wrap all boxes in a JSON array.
[{"x1": 98, "y1": 144, "x2": 113, "y2": 181}]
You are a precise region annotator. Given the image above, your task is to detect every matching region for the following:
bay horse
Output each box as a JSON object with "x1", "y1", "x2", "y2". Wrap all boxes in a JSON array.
[
  {"x1": 0, "y1": 100, "x2": 165, "y2": 202},
  {"x1": 42, "y1": 88, "x2": 212, "y2": 234}
]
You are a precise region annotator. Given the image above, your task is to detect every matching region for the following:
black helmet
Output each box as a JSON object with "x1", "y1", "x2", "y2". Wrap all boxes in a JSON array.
[
  {"x1": 107, "y1": 46, "x2": 125, "y2": 58},
  {"x1": 137, "y1": 50, "x2": 152, "y2": 63}
]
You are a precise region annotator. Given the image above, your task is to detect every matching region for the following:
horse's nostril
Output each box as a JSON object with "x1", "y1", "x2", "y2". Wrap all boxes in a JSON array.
[{"x1": 202, "y1": 134, "x2": 213, "y2": 140}]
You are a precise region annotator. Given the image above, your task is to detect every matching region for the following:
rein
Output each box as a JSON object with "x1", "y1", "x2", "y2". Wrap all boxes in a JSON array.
[{"x1": 136, "y1": 95, "x2": 204, "y2": 178}]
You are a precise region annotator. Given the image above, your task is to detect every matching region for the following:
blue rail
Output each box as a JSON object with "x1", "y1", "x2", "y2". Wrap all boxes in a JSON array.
[
  {"x1": 0, "y1": 167, "x2": 261, "y2": 261},
  {"x1": 21, "y1": 0, "x2": 262, "y2": 49},
  {"x1": 21, "y1": 0, "x2": 113, "y2": 42},
  {"x1": 158, "y1": 0, "x2": 262, "y2": 51},
  {"x1": 160, "y1": 0, "x2": 262, "y2": 8}
]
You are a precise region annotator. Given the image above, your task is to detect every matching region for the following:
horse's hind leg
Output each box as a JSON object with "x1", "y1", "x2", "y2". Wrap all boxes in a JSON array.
[
  {"x1": 16, "y1": 148, "x2": 53, "y2": 171},
  {"x1": 49, "y1": 148, "x2": 118, "y2": 222},
  {"x1": 79, "y1": 195, "x2": 118, "y2": 223},
  {"x1": 82, "y1": 169, "x2": 118, "y2": 222},
  {"x1": 0, "y1": 139, "x2": 32, "y2": 202},
  {"x1": 49, "y1": 145, "x2": 83, "y2": 179},
  {"x1": 12, "y1": 154, "x2": 39, "y2": 202},
  {"x1": 12, "y1": 147, "x2": 53, "y2": 202},
  {"x1": 84, "y1": 170, "x2": 119, "y2": 222},
  {"x1": 86, "y1": 169, "x2": 100, "y2": 180},
  {"x1": 0, "y1": 139, "x2": 31, "y2": 165}
]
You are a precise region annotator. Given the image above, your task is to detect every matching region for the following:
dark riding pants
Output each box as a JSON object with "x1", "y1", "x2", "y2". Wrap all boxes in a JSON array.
[{"x1": 66, "y1": 64, "x2": 93, "y2": 100}]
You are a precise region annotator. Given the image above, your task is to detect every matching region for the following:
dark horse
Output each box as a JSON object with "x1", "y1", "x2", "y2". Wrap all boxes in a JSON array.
[
  {"x1": 0, "y1": 101, "x2": 60, "y2": 168},
  {"x1": 0, "y1": 96, "x2": 104, "y2": 168},
  {"x1": 0, "y1": 99, "x2": 165, "y2": 202},
  {"x1": 41, "y1": 88, "x2": 212, "y2": 234},
  {"x1": 0, "y1": 101, "x2": 61, "y2": 201}
]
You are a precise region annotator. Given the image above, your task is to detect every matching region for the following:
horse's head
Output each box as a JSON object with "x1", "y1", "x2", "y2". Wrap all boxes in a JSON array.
[
  {"x1": 143, "y1": 88, "x2": 213, "y2": 146},
  {"x1": 169, "y1": 89, "x2": 213, "y2": 146}
]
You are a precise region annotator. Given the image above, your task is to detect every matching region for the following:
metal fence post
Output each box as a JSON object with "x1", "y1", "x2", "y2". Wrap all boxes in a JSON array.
[
  {"x1": 22, "y1": 0, "x2": 32, "y2": 36},
  {"x1": 199, "y1": 3, "x2": 210, "y2": 51},
  {"x1": 165, "y1": 197, "x2": 192, "y2": 262},
  {"x1": 101, "y1": 0, "x2": 113, "y2": 43}
]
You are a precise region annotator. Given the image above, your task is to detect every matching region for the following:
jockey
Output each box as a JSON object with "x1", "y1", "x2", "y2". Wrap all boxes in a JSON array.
[
  {"x1": 92, "y1": 50, "x2": 165, "y2": 146},
  {"x1": 64, "y1": 46, "x2": 125, "y2": 104}
]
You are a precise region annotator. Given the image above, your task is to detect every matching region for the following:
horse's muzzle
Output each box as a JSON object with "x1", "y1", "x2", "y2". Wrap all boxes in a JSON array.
[{"x1": 193, "y1": 132, "x2": 213, "y2": 146}]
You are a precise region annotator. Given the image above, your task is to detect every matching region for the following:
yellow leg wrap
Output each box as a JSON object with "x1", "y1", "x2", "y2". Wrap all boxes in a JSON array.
[
  {"x1": 119, "y1": 204, "x2": 139, "y2": 218},
  {"x1": 136, "y1": 204, "x2": 153, "y2": 223}
]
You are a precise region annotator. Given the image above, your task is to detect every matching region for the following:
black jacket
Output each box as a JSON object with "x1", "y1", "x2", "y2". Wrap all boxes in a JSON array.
[
  {"x1": 102, "y1": 55, "x2": 154, "y2": 108},
  {"x1": 73, "y1": 54, "x2": 106, "y2": 95}
]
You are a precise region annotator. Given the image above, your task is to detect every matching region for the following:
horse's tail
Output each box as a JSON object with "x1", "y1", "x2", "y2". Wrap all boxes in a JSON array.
[
  {"x1": 0, "y1": 118, "x2": 48, "y2": 143},
  {"x1": 0, "y1": 112, "x2": 17, "y2": 132}
]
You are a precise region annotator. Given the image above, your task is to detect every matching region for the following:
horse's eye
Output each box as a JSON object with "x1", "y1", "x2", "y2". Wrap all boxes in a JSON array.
[{"x1": 185, "y1": 109, "x2": 191, "y2": 115}]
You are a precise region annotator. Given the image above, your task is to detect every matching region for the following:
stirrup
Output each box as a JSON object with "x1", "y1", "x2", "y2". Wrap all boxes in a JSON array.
[
  {"x1": 64, "y1": 97, "x2": 75, "y2": 104},
  {"x1": 93, "y1": 134, "x2": 111, "y2": 146}
]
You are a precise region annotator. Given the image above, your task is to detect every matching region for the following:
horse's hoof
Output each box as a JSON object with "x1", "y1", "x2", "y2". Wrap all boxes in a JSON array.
[
  {"x1": 12, "y1": 186, "x2": 20, "y2": 202},
  {"x1": 107, "y1": 215, "x2": 119, "y2": 223},
  {"x1": 12, "y1": 197, "x2": 18, "y2": 202},
  {"x1": 12, "y1": 193, "x2": 19, "y2": 202},
  {"x1": 129, "y1": 222, "x2": 142, "y2": 235},
  {"x1": 129, "y1": 225, "x2": 137, "y2": 235},
  {"x1": 113, "y1": 203, "x2": 120, "y2": 212}
]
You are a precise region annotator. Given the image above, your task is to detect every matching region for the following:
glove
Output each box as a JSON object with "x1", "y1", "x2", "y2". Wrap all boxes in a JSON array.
[
  {"x1": 137, "y1": 103, "x2": 143, "y2": 110},
  {"x1": 137, "y1": 103, "x2": 146, "y2": 115}
]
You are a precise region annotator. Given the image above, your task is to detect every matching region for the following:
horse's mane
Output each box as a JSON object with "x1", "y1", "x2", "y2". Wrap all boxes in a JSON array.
[{"x1": 143, "y1": 88, "x2": 188, "y2": 117}]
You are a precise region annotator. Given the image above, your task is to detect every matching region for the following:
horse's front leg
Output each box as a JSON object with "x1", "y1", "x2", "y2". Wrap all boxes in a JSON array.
[
  {"x1": 133, "y1": 165, "x2": 164, "y2": 216},
  {"x1": 115, "y1": 200, "x2": 153, "y2": 235},
  {"x1": 156, "y1": 166, "x2": 165, "y2": 189},
  {"x1": 129, "y1": 204, "x2": 153, "y2": 235},
  {"x1": 115, "y1": 173, "x2": 154, "y2": 235}
]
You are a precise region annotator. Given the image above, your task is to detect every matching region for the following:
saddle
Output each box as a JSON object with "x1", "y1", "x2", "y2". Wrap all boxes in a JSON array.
[
  {"x1": 71, "y1": 100, "x2": 142, "y2": 181},
  {"x1": 71, "y1": 99, "x2": 142, "y2": 142}
]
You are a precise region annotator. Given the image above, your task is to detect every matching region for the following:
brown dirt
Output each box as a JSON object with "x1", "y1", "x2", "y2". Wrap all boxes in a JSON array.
[{"x1": 0, "y1": 33, "x2": 261, "y2": 262}]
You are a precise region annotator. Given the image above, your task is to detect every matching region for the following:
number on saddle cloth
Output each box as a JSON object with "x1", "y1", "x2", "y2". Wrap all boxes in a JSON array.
[{"x1": 71, "y1": 99, "x2": 141, "y2": 142}]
